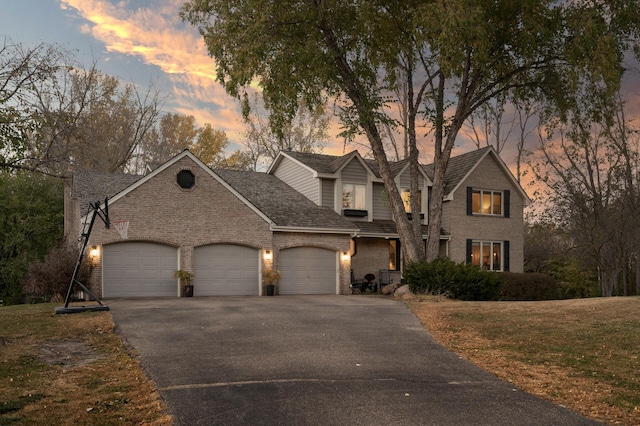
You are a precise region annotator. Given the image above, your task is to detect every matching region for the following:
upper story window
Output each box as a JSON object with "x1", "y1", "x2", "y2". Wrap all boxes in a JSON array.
[
  {"x1": 401, "y1": 189, "x2": 422, "y2": 213},
  {"x1": 472, "y1": 189, "x2": 502, "y2": 215},
  {"x1": 342, "y1": 183, "x2": 366, "y2": 210}
]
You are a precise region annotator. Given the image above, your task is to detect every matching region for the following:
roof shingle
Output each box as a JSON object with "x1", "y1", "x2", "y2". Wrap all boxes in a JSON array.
[
  {"x1": 73, "y1": 169, "x2": 142, "y2": 213},
  {"x1": 214, "y1": 169, "x2": 356, "y2": 231}
]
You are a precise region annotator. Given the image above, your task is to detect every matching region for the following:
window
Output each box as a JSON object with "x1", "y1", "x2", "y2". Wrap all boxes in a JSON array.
[
  {"x1": 401, "y1": 189, "x2": 422, "y2": 213},
  {"x1": 470, "y1": 241, "x2": 502, "y2": 271},
  {"x1": 472, "y1": 189, "x2": 502, "y2": 215},
  {"x1": 177, "y1": 170, "x2": 195, "y2": 189},
  {"x1": 342, "y1": 183, "x2": 366, "y2": 209},
  {"x1": 389, "y1": 240, "x2": 399, "y2": 270}
]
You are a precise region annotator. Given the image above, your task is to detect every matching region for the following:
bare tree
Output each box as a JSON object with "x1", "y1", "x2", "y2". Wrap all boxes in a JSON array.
[
  {"x1": 463, "y1": 94, "x2": 515, "y2": 155},
  {"x1": 1, "y1": 38, "x2": 67, "y2": 174},
  {"x1": 1, "y1": 39, "x2": 163, "y2": 175},
  {"x1": 513, "y1": 100, "x2": 538, "y2": 183},
  {"x1": 532, "y1": 91, "x2": 640, "y2": 296},
  {"x1": 240, "y1": 93, "x2": 329, "y2": 170}
]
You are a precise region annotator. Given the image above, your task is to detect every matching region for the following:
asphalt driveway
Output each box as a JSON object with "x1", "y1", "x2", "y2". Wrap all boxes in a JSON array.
[{"x1": 108, "y1": 296, "x2": 598, "y2": 425}]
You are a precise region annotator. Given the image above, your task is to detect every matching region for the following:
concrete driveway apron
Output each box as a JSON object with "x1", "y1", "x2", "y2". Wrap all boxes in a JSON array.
[{"x1": 108, "y1": 296, "x2": 598, "y2": 426}]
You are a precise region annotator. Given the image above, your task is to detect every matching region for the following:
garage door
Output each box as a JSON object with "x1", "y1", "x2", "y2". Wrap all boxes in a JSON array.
[
  {"x1": 279, "y1": 247, "x2": 337, "y2": 295},
  {"x1": 103, "y1": 242, "x2": 178, "y2": 298},
  {"x1": 194, "y1": 245, "x2": 259, "y2": 296}
]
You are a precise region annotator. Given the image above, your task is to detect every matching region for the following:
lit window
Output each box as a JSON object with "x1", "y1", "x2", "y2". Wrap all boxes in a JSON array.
[
  {"x1": 401, "y1": 189, "x2": 422, "y2": 213},
  {"x1": 342, "y1": 184, "x2": 366, "y2": 209},
  {"x1": 389, "y1": 240, "x2": 398, "y2": 270},
  {"x1": 472, "y1": 190, "x2": 502, "y2": 215},
  {"x1": 471, "y1": 241, "x2": 502, "y2": 271}
]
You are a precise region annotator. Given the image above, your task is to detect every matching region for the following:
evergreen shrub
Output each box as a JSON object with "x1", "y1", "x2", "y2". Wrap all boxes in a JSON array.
[
  {"x1": 498, "y1": 272, "x2": 562, "y2": 301},
  {"x1": 405, "y1": 258, "x2": 502, "y2": 301}
]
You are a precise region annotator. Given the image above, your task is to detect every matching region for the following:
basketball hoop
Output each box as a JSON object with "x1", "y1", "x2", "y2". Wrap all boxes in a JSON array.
[{"x1": 113, "y1": 220, "x2": 129, "y2": 239}]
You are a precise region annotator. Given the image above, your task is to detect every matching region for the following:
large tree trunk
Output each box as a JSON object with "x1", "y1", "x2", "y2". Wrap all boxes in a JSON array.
[
  {"x1": 364, "y1": 120, "x2": 424, "y2": 264},
  {"x1": 320, "y1": 23, "x2": 424, "y2": 264}
]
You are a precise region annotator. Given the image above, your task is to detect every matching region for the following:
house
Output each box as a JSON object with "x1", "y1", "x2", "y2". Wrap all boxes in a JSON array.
[
  {"x1": 63, "y1": 146, "x2": 528, "y2": 298},
  {"x1": 269, "y1": 146, "x2": 529, "y2": 283}
]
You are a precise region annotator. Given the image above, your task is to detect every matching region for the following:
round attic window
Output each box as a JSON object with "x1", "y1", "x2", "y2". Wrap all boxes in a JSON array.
[{"x1": 177, "y1": 170, "x2": 195, "y2": 189}]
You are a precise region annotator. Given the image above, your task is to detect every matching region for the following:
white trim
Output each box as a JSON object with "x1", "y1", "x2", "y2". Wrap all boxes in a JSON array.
[
  {"x1": 267, "y1": 151, "x2": 323, "y2": 177},
  {"x1": 471, "y1": 188, "x2": 504, "y2": 216},
  {"x1": 335, "y1": 251, "x2": 340, "y2": 295},
  {"x1": 258, "y1": 250, "x2": 263, "y2": 296}
]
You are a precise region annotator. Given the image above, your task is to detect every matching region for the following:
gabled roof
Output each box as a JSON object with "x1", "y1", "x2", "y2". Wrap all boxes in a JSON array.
[
  {"x1": 278, "y1": 146, "x2": 528, "y2": 203},
  {"x1": 271, "y1": 151, "x2": 353, "y2": 175},
  {"x1": 423, "y1": 146, "x2": 530, "y2": 203},
  {"x1": 422, "y1": 147, "x2": 492, "y2": 197},
  {"x1": 275, "y1": 150, "x2": 423, "y2": 181},
  {"x1": 214, "y1": 169, "x2": 357, "y2": 232},
  {"x1": 73, "y1": 150, "x2": 357, "y2": 234}
]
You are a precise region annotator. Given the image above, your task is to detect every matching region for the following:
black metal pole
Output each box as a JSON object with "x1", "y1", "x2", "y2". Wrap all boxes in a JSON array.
[{"x1": 62, "y1": 207, "x2": 98, "y2": 308}]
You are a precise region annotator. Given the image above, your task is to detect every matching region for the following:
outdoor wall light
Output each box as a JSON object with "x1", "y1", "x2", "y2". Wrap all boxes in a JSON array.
[
  {"x1": 89, "y1": 246, "x2": 100, "y2": 263},
  {"x1": 264, "y1": 249, "x2": 272, "y2": 261},
  {"x1": 342, "y1": 251, "x2": 350, "y2": 262}
]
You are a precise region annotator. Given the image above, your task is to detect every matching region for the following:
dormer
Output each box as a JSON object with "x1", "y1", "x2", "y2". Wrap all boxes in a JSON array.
[{"x1": 334, "y1": 153, "x2": 375, "y2": 221}]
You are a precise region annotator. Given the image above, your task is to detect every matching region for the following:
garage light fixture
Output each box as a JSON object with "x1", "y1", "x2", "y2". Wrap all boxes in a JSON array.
[
  {"x1": 264, "y1": 249, "x2": 272, "y2": 261},
  {"x1": 342, "y1": 252, "x2": 350, "y2": 262},
  {"x1": 89, "y1": 246, "x2": 100, "y2": 263}
]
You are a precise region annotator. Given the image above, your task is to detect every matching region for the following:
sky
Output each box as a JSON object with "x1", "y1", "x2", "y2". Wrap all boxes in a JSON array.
[
  {"x1": 0, "y1": 0, "x2": 264, "y2": 153},
  {"x1": 1, "y1": 0, "x2": 640, "y2": 181}
]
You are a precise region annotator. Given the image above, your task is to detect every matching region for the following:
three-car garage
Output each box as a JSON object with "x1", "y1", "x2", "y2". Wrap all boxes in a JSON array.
[{"x1": 102, "y1": 242, "x2": 338, "y2": 297}]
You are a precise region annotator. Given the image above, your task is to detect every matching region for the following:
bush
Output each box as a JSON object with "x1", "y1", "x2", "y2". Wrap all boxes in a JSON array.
[
  {"x1": 21, "y1": 241, "x2": 92, "y2": 301},
  {"x1": 405, "y1": 258, "x2": 502, "y2": 301},
  {"x1": 498, "y1": 272, "x2": 563, "y2": 301},
  {"x1": 546, "y1": 257, "x2": 599, "y2": 298}
]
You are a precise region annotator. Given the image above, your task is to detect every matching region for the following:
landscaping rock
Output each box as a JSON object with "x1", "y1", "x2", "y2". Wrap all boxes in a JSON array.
[
  {"x1": 394, "y1": 284, "x2": 413, "y2": 298},
  {"x1": 381, "y1": 284, "x2": 399, "y2": 295}
]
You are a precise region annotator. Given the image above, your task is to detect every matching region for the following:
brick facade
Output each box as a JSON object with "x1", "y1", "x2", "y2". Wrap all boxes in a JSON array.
[
  {"x1": 444, "y1": 156, "x2": 525, "y2": 272},
  {"x1": 72, "y1": 156, "x2": 352, "y2": 297}
]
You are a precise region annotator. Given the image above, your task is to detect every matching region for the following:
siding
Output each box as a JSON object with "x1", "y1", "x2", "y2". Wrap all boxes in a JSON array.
[
  {"x1": 372, "y1": 183, "x2": 393, "y2": 220},
  {"x1": 398, "y1": 169, "x2": 424, "y2": 188},
  {"x1": 341, "y1": 158, "x2": 368, "y2": 184},
  {"x1": 320, "y1": 178, "x2": 335, "y2": 208},
  {"x1": 273, "y1": 156, "x2": 319, "y2": 204}
]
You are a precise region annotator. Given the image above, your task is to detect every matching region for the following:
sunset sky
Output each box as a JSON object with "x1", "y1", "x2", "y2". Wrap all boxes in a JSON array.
[
  {"x1": 1, "y1": 0, "x2": 260, "y2": 152},
  {"x1": 2, "y1": 0, "x2": 639, "y2": 183}
]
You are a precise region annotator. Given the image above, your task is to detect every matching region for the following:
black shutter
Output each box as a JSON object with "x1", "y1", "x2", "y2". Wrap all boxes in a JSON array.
[
  {"x1": 504, "y1": 190, "x2": 510, "y2": 218},
  {"x1": 503, "y1": 241, "x2": 510, "y2": 272},
  {"x1": 466, "y1": 239, "x2": 473, "y2": 264},
  {"x1": 467, "y1": 187, "x2": 473, "y2": 216}
]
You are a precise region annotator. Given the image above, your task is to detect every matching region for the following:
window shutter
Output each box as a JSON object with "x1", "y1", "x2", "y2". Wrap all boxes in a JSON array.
[
  {"x1": 466, "y1": 239, "x2": 473, "y2": 264},
  {"x1": 504, "y1": 190, "x2": 510, "y2": 218},
  {"x1": 467, "y1": 187, "x2": 473, "y2": 216},
  {"x1": 503, "y1": 240, "x2": 510, "y2": 272}
]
